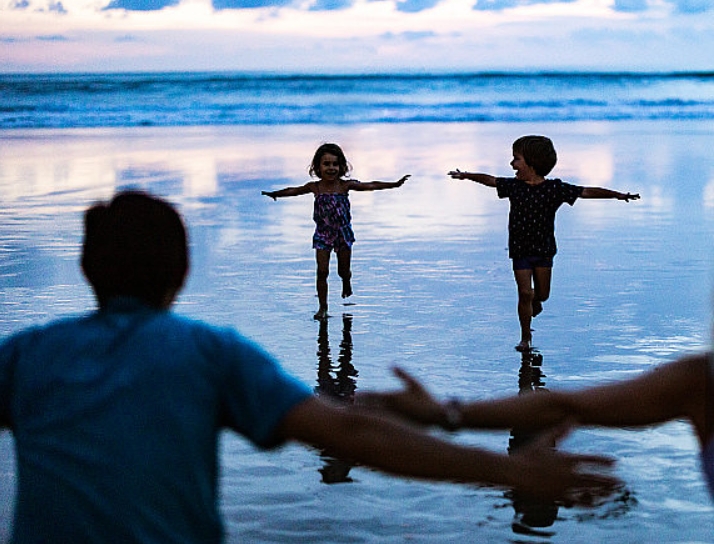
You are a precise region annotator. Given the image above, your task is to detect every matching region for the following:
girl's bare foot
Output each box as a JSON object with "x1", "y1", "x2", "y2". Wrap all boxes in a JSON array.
[
  {"x1": 515, "y1": 339, "x2": 532, "y2": 352},
  {"x1": 532, "y1": 300, "x2": 543, "y2": 317},
  {"x1": 314, "y1": 307, "x2": 328, "y2": 320}
]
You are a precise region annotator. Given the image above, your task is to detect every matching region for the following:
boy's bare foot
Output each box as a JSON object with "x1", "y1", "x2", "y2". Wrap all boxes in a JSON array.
[
  {"x1": 515, "y1": 339, "x2": 531, "y2": 352},
  {"x1": 314, "y1": 308, "x2": 328, "y2": 320},
  {"x1": 342, "y1": 279, "x2": 352, "y2": 299},
  {"x1": 532, "y1": 300, "x2": 543, "y2": 318}
]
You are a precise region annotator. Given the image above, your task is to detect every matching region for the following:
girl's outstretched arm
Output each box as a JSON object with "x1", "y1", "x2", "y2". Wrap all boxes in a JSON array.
[
  {"x1": 262, "y1": 182, "x2": 315, "y2": 200},
  {"x1": 359, "y1": 354, "x2": 711, "y2": 446},
  {"x1": 349, "y1": 175, "x2": 410, "y2": 191},
  {"x1": 447, "y1": 170, "x2": 497, "y2": 187},
  {"x1": 581, "y1": 187, "x2": 640, "y2": 201}
]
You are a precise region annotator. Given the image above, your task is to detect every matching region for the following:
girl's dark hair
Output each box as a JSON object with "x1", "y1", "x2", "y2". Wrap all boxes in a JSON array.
[
  {"x1": 512, "y1": 135, "x2": 558, "y2": 176},
  {"x1": 309, "y1": 143, "x2": 351, "y2": 178},
  {"x1": 81, "y1": 190, "x2": 188, "y2": 308}
]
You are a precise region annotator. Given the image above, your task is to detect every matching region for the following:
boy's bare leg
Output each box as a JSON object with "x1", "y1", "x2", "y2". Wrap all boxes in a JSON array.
[
  {"x1": 514, "y1": 269, "x2": 535, "y2": 350},
  {"x1": 337, "y1": 247, "x2": 353, "y2": 299},
  {"x1": 315, "y1": 249, "x2": 331, "y2": 319},
  {"x1": 532, "y1": 266, "x2": 552, "y2": 318}
]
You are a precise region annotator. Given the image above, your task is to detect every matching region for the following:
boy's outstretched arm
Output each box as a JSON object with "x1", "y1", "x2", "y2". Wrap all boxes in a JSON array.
[
  {"x1": 447, "y1": 170, "x2": 497, "y2": 187},
  {"x1": 262, "y1": 183, "x2": 314, "y2": 200},
  {"x1": 278, "y1": 396, "x2": 621, "y2": 504},
  {"x1": 581, "y1": 187, "x2": 640, "y2": 201},
  {"x1": 359, "y1": 354, "x2": 711, "y2": 446},
  {"x1": 349, "y1": 175, "x2": 410, "y2": 191}
]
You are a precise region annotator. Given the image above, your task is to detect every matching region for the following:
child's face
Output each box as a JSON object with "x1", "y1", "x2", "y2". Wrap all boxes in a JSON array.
[
  {"x1": 318, "y1": 153, "x2": 342, "y2": 180},
  {"x1": 510, "y1": 152, "x2": 539, "y2": 181}
]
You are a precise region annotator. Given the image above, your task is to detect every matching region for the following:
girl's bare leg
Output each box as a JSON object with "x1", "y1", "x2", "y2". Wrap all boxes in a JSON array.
[
  {"x1": 315, "y1": 249, "x2": 331, "y2": 319},
  {"x1": 337, "y1": 247, "x2": 353, "y2": 298}
]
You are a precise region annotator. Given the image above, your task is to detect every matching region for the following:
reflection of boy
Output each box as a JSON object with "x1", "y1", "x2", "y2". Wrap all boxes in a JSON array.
[
  {"x1": 449, "y1": 135, "x2": 639, "y2": 351},
  {"x1": 0, "y1": 191, "x2": 621, "y2": 542}
]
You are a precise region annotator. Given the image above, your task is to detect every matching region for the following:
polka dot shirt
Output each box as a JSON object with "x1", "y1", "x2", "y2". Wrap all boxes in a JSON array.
[{"x1": 496, "y1": 177, "x2": 583, "y2": 259}]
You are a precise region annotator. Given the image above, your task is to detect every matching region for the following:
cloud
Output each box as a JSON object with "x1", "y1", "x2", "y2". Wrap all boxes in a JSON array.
[
  {"x1": 48, "y1": 1, "x2": 67, "y2": 13},
  {"x1": 396, "y1": 0, "x2": 440, "y2": 13},
  {"x1": 212, "y1": 0, "x2": 294, "y2": 7},
  {"x1": 667, "y1": 0, "x2": 711, "y2": 13},
  {"x1": 36, "y1": 34, "x2": 69, "y2": 40},
  {"x1": 473, "y1": 0, "x2": 576, "y2": 10},
  {"x1": 309, "y1": 0, "x2": 352, "y2": 10},
  {"x1": 103, "y1": 0, "x2": 180, "y2": 10},
  {"x1": 613, "y1": 0, "x2": 648, "y2": 12}
]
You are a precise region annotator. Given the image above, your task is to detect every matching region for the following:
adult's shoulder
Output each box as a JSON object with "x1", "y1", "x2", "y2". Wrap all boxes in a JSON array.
[{"x1": 164, "y1": 311, "x2": 265, "y2": 357}]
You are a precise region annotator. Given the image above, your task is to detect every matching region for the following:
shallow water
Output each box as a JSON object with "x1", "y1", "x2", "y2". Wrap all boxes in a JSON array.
[{"x1": 1, "y1": 121, "x2": 713, "y2": 542}]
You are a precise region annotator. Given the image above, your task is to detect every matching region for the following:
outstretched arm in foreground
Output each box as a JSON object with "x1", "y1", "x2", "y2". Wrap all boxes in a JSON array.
[
  {"x1": 447, "y1": 170, "x2": 497, "y2": 187},
  {"x1": 278, "y1": 396, "x2": 620, "y2": 505},
  {"x1": 581, "y1": 187, "x2": 640, "y2": 201},
  {"x1": 348, "y1": 175, "x2": 411, "y2": 191},
  {"x1": 359, "y1": 354, "x2": 712, "y2": 447}
]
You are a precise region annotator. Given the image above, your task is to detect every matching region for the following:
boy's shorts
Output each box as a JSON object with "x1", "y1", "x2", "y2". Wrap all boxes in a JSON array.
[{"x1": 512, "y1": 256, "x2": 554, "y2": 271}]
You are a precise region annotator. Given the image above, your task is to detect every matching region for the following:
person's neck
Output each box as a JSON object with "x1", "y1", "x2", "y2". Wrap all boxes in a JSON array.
[{"x1": 524, "y1": 175, "x2": 545, "y2": 186}]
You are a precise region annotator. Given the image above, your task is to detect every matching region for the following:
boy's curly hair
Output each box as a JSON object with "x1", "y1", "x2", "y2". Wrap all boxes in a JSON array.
[{"x1": 513, "y1": 136, "x2": 557, "y2": 176}]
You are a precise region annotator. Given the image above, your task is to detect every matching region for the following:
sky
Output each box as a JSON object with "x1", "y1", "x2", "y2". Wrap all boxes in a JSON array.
[{"x1": 1, "y1": 0, "x2": 713, "y2": 73}]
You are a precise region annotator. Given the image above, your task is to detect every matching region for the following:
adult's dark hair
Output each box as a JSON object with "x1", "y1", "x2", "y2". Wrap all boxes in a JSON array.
[
  {"x1": 81, "y1": 191, "x2": 188, "y2": 308},
  {"x1": 512, "y1": 135, "x2": 558, "y2": 176},
  {"x1": 309, "y1": 143, "x2": 351, "y2": 178}
]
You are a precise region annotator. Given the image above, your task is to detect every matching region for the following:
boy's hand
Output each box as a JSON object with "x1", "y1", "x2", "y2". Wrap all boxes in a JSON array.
[
  {"x1": 448, "y1": 169, "x2": 468, "y2": 180},
  {"x1": 621, "y1": 192, "x2": 640, "y2": 202}
]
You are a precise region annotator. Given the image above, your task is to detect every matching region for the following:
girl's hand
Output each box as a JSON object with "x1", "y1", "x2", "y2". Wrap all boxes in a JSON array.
[
  {"x1": 396, "y1": 175, "x2": 411, "y2": 186},
  {"x1": 261, "y1": 191, "x2": 277, "y2": 201},
  {"x1": 448, "y1": 169, "x2": 467, "y2": 180}
]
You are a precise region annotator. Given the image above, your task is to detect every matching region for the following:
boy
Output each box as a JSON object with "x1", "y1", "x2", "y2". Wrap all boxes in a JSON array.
[
  {"x1": 0, "y1": 190, "x2": 618, "y2": 543},
  {"x1": 449, "y1": 135, "x2": 639, "y2": 351}
]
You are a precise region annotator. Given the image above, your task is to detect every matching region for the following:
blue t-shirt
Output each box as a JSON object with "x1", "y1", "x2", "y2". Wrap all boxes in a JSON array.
[
  {"x1": 0, "y1": 298, "x2": 313, "y2": 543},
  {"x1": 704, "y1": 354, "x2": 714, "y2": 499},
  {"x1": 496, "y1": 177, "x2": 583, "y2": 259}
]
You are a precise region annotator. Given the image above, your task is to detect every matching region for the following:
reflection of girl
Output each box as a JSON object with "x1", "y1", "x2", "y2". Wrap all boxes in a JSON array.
[
  {"x1": 263, "y1": 143, "x2": 409, "y2": 319},
  {"x1": 361, "y1": 353, "x2": 714, "y2": 499}
]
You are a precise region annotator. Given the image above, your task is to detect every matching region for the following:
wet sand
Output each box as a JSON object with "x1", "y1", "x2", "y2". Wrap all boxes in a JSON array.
[{"x1": 1, "y1": 120, "x2": 713, "y2": 542}]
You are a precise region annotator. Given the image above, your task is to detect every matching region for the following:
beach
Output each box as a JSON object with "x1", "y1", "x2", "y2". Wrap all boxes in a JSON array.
[{"x1": 1, "y1": 119, "x2": 714, "y2": 542}]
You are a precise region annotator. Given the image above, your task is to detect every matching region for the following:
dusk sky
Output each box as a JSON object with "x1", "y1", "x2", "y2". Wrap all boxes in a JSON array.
[{"x1": 1, "y1": 0, "x2": 713, "y2": 73}]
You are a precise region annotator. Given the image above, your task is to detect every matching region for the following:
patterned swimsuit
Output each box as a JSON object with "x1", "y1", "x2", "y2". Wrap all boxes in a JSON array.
[{"x1": 312, "y1": 187, "x2": 355, "y2": 251}]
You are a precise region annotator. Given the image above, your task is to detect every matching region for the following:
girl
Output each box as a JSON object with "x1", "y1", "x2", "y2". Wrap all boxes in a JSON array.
[{"x1": 263, "y1": 143, "x2": 410, "y2": 319}]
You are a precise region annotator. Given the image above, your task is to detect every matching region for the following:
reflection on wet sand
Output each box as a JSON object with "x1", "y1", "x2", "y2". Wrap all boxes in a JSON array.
[
  {"x1": 507, "y1": 349, "x2": 637, "y2": 536},
  {"x1": 314, "y1": 314, "x2": 358, "y2": 484},
  {"x1": 507, "y1": 349, "x2": 559, "y2": 537}
]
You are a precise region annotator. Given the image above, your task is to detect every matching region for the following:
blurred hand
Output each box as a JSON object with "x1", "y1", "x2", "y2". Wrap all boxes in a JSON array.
[
  {"x1": 357, "y1": 366, "x2": 444, "y2": 426},
  {"x1": 507, "y1": 423, "x2": 622, "y2": 506}
]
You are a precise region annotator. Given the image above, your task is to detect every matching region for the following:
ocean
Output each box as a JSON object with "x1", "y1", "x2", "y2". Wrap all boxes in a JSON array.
[
  {"x1": 2, "y1": 71, "x2": 714, "y2": 128},
  {"x1": 1, "y1": 72, "x2": 714, "y2": 542}
]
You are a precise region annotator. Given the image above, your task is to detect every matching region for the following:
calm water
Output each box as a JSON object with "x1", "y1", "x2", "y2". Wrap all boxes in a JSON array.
[{"x1": 1, "y1": 119, "x2": 714, "y2": 542}]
